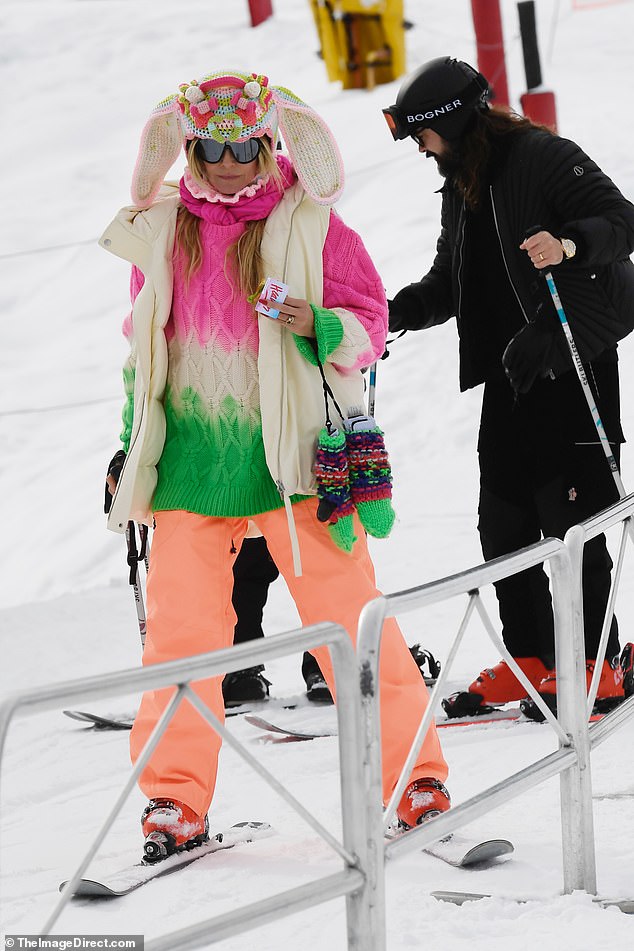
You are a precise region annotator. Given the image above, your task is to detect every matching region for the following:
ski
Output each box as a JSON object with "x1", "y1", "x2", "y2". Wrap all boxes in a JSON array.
[
  {"x1": 385, "y1": 827, "x2": 514, "y2": 868},
  {"x1": 59, "y1": 821, "x2": 273, "y2": 898},
  {"x1": 245, "y1": 713, "x2": 336, "y2": 740},
  {"x1": 244, "y1": 703, "x2": 610, "y2": 743},
  {"x1": 244, "y1": 708, "x2": 529, "y2": 742},
  {"x1": 63, "y1": 710, "x2": 134, "y2": 730},
  {"x1": 224, "y1": 696, "x2": 301, "y2": 717},
  {"x1": 422, "y1": 834, "x2": 513, "y2": 868},
  {"x1": 63, "y1": 696, "x2": 305, "y2": 731},
  {"x1": 431, "y1": 891, "x2": 634, "y2": 911}
]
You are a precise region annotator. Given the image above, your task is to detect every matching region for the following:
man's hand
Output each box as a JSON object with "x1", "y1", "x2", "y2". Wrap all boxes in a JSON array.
[
  {"x1": 388, "y1": 299, "x2": 409, "y2": 333},
  {"x1": 519, "y1": 230, "x2": 564, "y2": 270},
  {"x1": 502, "y1": 320, "x2": 558, "y2": 394}
]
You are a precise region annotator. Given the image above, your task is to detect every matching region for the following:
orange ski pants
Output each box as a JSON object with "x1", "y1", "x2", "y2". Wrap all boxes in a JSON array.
[{"x1": 130, "y1": 501, "x2": 448, "y2": 816}]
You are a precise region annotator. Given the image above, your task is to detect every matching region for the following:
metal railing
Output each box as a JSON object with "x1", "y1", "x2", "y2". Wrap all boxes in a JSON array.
[
  {"x1": 564, "y1": 494, "x2": 634, "y2": 754},
  {"x1": 0, "y1": 623, "x2": 370, "y2": 949},
  {"x1": 3, "y1": 495, "x2": 634, "y2": 947},
  {"x1": 357, "y1": 492, "x2": 634, "y2": 948}
]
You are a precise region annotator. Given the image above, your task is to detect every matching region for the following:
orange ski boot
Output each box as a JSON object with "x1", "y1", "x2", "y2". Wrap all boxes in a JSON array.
[
  {"x1": 443, "y1": 657, "x2": 553, "y2": 718},
  {"x1": 397, "y1": 778, "x2": 451, "y2": 830},
  {"x1": 522, "y1": 643, "x2": 634, "y2": 722},
  {"x1": 141, "y1": 798, "x2": 209, "y2": 864}
]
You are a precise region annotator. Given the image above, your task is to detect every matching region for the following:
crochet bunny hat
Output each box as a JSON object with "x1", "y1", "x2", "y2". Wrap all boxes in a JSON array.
[{"x1": 131, "y1": 70, "x2": 345, "y2": 208}]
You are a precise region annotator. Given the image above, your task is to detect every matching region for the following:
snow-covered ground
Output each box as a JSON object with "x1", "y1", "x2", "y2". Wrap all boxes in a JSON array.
[{"x1": 1, "y1": 0, "x2": 634, "y2": 948}]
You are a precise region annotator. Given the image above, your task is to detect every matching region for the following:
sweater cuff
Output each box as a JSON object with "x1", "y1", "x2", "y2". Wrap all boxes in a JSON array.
[{"x1": 293, "y1": 305, "x2": 344, "y2": 365}]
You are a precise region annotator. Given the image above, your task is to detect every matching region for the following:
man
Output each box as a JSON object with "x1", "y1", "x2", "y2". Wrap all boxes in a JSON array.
[{"x1": 383, "y1": 56, "x2": 634, "y2": 718}]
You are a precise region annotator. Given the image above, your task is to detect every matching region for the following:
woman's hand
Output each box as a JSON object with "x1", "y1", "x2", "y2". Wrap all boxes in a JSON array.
[
  {"x1": 266, "y1": 295, "x2": 315, "y2": 337},
  {"x1": 104, "y1": 449, "x2": 126, "y2": 514},
  {"x1": 519, "y1": 230, "x2": 564, "y2": 269}
]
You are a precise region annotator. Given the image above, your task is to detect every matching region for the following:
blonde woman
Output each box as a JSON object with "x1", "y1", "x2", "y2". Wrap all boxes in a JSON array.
[{"x1": 103, "y1": 70, "x2": 449, "y2": 860}]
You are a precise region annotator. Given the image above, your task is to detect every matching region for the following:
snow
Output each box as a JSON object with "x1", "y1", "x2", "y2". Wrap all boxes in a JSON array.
[{"x1": 2, "y1": 0, "x2": 634, "y2": 948}]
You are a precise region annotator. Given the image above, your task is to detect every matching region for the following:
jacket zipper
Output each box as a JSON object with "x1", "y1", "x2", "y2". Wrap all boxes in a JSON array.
[
  {"x1": 490, "y1": 184, "x2": 530, "y2": 324},
  {"x1": 273, "y1": 199, "x2": 304, "y2": 576},
  {"x1": 456, "y1": 199, "x2": 466, "y2": 323},
  {"x1": 110, "y1": 395, "x2": 145, "y2": 528},
  {"x1": 274, "y1": 199, "x2": 302, "y2": 499}
]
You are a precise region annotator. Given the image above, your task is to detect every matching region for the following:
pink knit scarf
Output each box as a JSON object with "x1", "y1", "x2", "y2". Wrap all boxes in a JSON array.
[{"x1": 179, "y1": 154, "x2": 296, "y2": 224}]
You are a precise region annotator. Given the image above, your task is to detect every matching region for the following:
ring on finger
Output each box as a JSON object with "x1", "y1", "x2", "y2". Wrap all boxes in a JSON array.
[
  {"x1": 539, "y1": 252, "x2": 544, "y2": 261},
  {"x1": 286, "y1": 315, "x2": 295, "y2": 325}
]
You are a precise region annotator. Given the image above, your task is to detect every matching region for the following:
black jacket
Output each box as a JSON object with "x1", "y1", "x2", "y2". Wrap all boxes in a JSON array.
[{"x1": 390, "y1": 128, "x2": 634, "y2": 391}]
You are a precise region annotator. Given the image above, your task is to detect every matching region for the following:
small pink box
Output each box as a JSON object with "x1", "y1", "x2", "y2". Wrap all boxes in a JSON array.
[{"x1": 255, "y1": 277, "x2": 289, "y2": 319}]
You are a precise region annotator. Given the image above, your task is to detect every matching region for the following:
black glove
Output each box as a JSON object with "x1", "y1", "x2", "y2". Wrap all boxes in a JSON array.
[
  {"x1": 388, "y1": 299, "x2": 409, "y2": 333},
  {"x1": 104, "y1": 449, "x2": 126, "y2": 514},
  {"x1": 502, "y1": 320, "x2": 559, "y2": 394}
]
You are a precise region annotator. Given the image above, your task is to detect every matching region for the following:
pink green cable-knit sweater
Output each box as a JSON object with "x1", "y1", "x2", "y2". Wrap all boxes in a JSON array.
[{"x1": 120, "y1": 158, "x2": 388, "y2": 518}]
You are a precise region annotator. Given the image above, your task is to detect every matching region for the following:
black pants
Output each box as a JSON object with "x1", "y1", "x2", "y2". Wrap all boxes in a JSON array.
[
  {"x1": 477, "y1": 369, "x2": 622, "y2": 667},
  {"x1": 232, "y1": 536, "x2": 323, "y2": 681},
  {"x1": 232, "y1": 536, "x2": 279, "y2": 647}
]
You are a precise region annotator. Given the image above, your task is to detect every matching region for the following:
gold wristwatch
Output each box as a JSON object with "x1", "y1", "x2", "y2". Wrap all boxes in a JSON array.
[{"x1": 560, "y1": 237, "x2": 577, "y2": 260}]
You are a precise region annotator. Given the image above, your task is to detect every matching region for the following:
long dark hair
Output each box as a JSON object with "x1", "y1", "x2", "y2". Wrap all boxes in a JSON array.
[{"x1": 455, "y1": 107, "x2": 551, "y2": 210}]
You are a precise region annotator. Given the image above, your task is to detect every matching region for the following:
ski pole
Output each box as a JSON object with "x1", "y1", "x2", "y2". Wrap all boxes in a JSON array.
[
  {"x1": 125, "y1": 521, "x2": 149, "y2": 648},
  {"x1": 367, "y1": 361, "x2": 377, "y2": 417},
  {"x1": 526, "y1": 226, "x2": 630, "y2": 504}
]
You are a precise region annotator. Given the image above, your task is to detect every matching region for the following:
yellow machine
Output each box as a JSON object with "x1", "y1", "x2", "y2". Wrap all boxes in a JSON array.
[{"x1": 309, "y1": 1, "x2": 406, "y2": 90}]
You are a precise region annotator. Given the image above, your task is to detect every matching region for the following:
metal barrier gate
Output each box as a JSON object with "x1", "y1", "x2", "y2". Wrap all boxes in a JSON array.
[
  {"x1": 0, "y1": 623, "x2": 372, "y2": 948},
  {"x1": 2, "y1": 494, "x2": 634, "y2": 947},
  {"x1": 357, "y1": 493, "x2": 634, "y2": 947}
]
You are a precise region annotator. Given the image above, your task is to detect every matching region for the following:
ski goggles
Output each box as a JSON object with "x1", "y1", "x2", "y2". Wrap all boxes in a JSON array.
[
  {"x1": 382, "y1": 106, "x2": 409, "y2": 142},
  {"x1": 194, "y1": 137, "x2": 262, "y2": 164}
]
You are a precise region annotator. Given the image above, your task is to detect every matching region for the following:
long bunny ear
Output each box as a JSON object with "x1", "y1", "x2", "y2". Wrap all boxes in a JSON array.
[
  {"x1": 272, "y1": 86, "x2": 345, "y2": 205},
  {"x1": 131, "y1": 96, "x2": 183, "y2": 209}
]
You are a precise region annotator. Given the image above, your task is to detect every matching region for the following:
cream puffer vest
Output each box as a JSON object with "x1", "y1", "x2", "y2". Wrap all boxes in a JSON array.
[{"x1": 101, "y1": 181, "x2": 366, "y2": 537}]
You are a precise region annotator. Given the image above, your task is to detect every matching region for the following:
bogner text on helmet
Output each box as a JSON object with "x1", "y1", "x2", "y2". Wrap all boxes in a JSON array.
[{"x1": 407, "y1": 100, "x2": 463, "y2": 122}]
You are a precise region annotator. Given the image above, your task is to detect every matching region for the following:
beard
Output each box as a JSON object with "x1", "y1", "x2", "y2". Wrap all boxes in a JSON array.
[{"x1": 428, "y1": 142, "x2": 462, "y2": 180}]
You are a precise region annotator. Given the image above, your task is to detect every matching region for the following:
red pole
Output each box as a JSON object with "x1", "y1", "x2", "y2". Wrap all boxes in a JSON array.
[
  {"x1": 470, "y1": 0, "x2": 510, "y2": 107},
  {"x1": 520, "y1": 91, "x2": 557, "y2": 131},
  {"x1": 248, "y1": 0, "x2": 273, "y2": 27}
]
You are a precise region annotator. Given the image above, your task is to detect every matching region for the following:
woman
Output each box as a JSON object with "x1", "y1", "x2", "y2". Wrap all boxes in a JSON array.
[{"x1": 103, "y1": 69, "x2": 449, "y2": 861}]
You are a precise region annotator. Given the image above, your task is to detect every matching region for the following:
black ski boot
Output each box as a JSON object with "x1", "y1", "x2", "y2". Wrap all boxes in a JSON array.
[
  {"x1": 222, "y1": 665, "x2": 271, "y2": 708},
  {"x1": 302, "y1": 652, "x2": 333, "y2": 704},
  {"x1": 409, "y1": 644, "x2": 441, "y2": 686}
]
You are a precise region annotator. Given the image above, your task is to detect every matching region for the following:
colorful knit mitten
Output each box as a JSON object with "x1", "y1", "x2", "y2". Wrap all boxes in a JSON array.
[
  {"x1": 345, "y1": 411, "x2": 395, "y2": 539},
  {"x1": 314, "y1": 425, "x2": 356, "y2": 553}
]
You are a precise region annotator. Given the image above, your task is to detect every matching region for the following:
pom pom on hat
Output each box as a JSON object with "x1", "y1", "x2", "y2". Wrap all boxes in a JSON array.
[
  {"x1": 184, "y1": 85, "x2": 205, "y2": 103},
  {"x1": 243, "y1": 80, "x2": 262, "y2": 98}
]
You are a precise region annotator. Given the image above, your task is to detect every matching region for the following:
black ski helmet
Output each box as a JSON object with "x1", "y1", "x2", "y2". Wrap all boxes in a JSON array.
[{"x1": 383, "y1": 57, "x2": 490, "y2": 143}]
